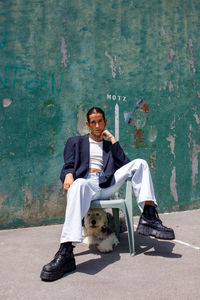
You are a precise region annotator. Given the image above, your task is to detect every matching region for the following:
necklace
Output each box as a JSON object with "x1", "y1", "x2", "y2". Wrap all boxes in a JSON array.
[{"x1": 89, "y1": 133, "x2": 103, "y2": 142}]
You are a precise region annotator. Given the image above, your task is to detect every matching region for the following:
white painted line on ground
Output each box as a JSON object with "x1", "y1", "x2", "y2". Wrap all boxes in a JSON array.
[
  {"x1": 133, "y1": 225, "x2": 200, "y2": 250},
  {"x1": 174, "y1": 239, "x2": 200, "y2": 250}
]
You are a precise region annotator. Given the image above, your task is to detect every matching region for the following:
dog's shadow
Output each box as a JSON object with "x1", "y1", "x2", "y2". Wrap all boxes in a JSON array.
[
  {"x1": 75, "y1": 247, "x2": 120, "y2": 275},
  {"x1": 74, "y1": 232, "x2": 182, "y2": 275}
]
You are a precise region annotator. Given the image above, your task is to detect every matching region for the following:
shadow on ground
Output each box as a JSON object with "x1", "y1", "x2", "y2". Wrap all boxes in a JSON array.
[{"x1": 73, "y1": 232, "x2": 182, "y2": 276}]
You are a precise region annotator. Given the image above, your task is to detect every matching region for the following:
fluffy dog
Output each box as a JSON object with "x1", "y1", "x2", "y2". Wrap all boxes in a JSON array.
[{"x1": 83, "y1": 208, "x2": 119, "y2": 253}]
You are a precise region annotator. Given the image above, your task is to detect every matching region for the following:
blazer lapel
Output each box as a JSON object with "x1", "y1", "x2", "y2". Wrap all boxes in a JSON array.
[
  {"x1": 103, "y1": 139, "x2": 110, "y2": 169},
  {"x1": 82, "y1": 134, "x2": 89, "y2": 165}
]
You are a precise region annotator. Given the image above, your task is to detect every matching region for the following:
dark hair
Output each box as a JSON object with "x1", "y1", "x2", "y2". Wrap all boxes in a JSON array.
[{"x1": 86, "y1": 107, "x2": 105, "y2": 122}]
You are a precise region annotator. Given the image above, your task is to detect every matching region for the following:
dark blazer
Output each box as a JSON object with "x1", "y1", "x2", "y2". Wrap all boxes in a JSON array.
[{"x1": 60, "y1": 134, "x2": 130, "y2": 188}]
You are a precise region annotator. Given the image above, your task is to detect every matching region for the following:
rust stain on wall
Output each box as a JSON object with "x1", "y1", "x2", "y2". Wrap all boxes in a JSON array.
[{"x1": 134, "y1": 129, "x2": 144, "y2": 148}]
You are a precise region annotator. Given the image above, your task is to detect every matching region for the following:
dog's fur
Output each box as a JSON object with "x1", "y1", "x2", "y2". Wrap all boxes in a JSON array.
[{"x1": 83, "y1": 208, "x2": 119, "y2": 253}]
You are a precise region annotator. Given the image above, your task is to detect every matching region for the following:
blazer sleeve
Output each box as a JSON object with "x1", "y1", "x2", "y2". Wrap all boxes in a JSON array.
[
  {"x1": 60, "y1": 137, "x2": 76, "y2": 182},
  {"x1": 111, "y1": 141, "x2": 130, "y2": 169}
]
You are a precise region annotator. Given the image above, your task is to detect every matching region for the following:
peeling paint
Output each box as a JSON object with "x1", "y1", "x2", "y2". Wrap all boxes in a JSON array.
[
  {"x1": 138, "y1": 101, "x2": 149, "y2": 113},
  {"x1": 191, "y1": 140, "x2": 200, "y2": 187},
  {"x1": 166, "y1": 134, "x2": 176, "y2": 159},
  {"x1": 160, "y1": 27, "x2": 166, "y2": 36},
  {"x1": 159, "y1": 81, "x2": 167, "y2": 91},
  {"x1": 148, "y1": 125, "x2": 157, "y2": 142},
  {"x1": 170, "y1": 166, "x2": 178, "y2": 202},
  {"x1": 188, "y1": 38, "x2": 196, "y2": 73},
  {"x1": 188, "y1": 124, "x2": 193, "y2": 149},
  {"x1": 3, "y1": 98, "x2": 12, "y2": 107},
  {"x1": 132, "y1": 109, "x2": 147, "y2": 129},
  {"x1": 61, "y1": 37, "x2": 69, "y2": 68},
  {"x1": 124, "y1": 112, "x2": 131, "y2": 124},
  {"x1": 170, "y1": 115, "x2": 176, "y2": 130},
  {"x1": 149, "y1": 146, "x2": 157, "y2": 171},
  {"x1": 193, "y1": 112, "x2": 200, "y2": 125},
  {"x1": 168, "y1": 48, "x2": 175, "y2": 63},
  {"x1": 105, "y1": 51, "x2": 116, "y2": 78},
  {"x1": 169, "y1": 81, "x2": 174, "y2": 92}
]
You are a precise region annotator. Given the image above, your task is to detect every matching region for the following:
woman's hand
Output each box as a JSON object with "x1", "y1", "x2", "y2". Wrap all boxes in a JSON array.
[
  {"x1": 102, "y1": 130, "x2": 116, "y2": 144},
  {"x1": 64, "y1": 173, "x2": 74, "y2": 192}
]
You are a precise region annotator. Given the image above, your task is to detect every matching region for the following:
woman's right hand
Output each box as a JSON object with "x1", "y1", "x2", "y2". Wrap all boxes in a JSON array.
[{"x1": 64, "y1": 173, "x2": 74, "y2": 192}]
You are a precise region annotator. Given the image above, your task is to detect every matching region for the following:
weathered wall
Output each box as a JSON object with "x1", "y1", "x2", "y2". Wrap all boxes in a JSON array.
[{"x1": 0, "y1": 0, "x2": 200, "y2": 229}]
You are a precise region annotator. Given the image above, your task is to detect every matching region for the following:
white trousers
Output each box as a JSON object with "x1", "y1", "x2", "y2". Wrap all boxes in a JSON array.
[{"x1": 60, "y1": 159, "x2": 157, "y2": 244}]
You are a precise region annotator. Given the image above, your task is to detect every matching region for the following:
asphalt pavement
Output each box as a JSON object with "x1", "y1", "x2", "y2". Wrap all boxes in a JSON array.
[{"x1": 0, "y1": 209, "x2": 200, "y2": 300}]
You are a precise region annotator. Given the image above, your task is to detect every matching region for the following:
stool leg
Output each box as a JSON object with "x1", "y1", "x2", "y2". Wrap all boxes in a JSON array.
[
  {"x1": 125, "y1": 180, "x2": 135, "y2": 256},
  {"x1": 125, "y1": 206, "x2": 135, "y2": 256}
]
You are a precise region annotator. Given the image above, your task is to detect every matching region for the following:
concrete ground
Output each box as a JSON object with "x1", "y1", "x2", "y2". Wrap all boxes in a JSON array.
[{"x1": 0, "y1": 209, "x2": 200, "y2": 300}]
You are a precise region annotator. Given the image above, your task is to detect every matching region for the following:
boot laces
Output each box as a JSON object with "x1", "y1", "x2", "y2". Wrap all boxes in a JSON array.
[{"x1": 153, "y1": 209, "x2": 162, "y2": 224}]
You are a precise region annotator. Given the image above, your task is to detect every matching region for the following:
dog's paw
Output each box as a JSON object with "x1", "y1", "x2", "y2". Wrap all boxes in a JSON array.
[
  {"x1": 83, "y1": 235, "x2": 97, "y2": 246},
  {"x1": 97, "y1": 234, "x2": 119, "y2": 253},
  {"x1": 83, "y1": 236, "x2": 90, "y2": 245},
  {"x1": 97, "y1": 242, "x2": 113, "y2": 253}
]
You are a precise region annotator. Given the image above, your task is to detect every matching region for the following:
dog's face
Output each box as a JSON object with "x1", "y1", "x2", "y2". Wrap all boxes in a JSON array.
[{"x1": 84, "y1": 208, "x2": 108, "y2": 236}]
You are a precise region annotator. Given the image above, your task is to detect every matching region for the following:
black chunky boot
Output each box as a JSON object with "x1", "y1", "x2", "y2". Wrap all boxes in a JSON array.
[
  {"x1": 136, "y1": 205, "x2": 175, "y2": 240},
  {"x1": 40, "y1": 242, "x2": 76, "y2": 281}
]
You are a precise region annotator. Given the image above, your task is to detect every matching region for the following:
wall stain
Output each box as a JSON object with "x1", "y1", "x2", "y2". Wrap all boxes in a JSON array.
[
  {"x1": 0, "y1": 192, "x2": 7, "y2": 210},
  {"x1": 134, "y1": 128, "x2": 144, "y2": 148},
  {"x1": 22, "y1": 184, "x2": 65, "y2": 223}
]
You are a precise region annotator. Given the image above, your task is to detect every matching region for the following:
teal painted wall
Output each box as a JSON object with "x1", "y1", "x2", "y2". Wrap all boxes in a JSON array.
[{"x1": 0, "y1": 0, "x2": 200, "y2": 229}]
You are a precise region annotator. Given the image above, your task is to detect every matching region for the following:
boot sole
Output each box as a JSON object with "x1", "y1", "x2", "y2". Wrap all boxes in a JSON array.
[
  {"x1": 136, "y1": 224, "x2": 175, "y2": 240},
  {"x1": 40, "y1": 258, "x2": 76, "y2": 281}
]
